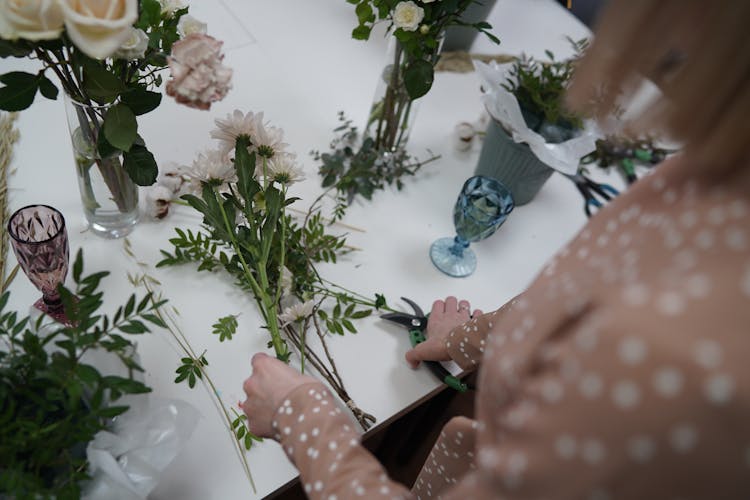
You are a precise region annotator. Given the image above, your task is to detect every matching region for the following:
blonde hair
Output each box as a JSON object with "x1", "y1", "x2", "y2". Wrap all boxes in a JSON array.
[{"x1": 566, "y1": 0, "x2": 750, "y2": 174}]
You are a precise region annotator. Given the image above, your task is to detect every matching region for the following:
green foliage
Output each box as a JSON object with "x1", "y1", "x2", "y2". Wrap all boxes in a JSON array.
[
  {"x1": 315, "y1": 112, "x2": 439, "y2": 203},
  {"x1": 174, "y1": 353, "x2": 208, "y2": 388},
  {"x1": 501, "y1": 38, "x2": 589, "y2": 134},
  {"x1": 231, "y1": 411, "x2": 263, "y2": 451},
  {"x1": 0, "y1": 250, "x2": 164, "y2": 497},
  {"x1": 0, "y1": 4, "x2": 191, "y2": 186},
  {"x1": 212, "y1": 315, "x2": 239, "y2": 342}
]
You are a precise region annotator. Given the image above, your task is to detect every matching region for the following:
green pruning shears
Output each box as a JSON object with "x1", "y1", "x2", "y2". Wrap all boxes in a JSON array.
[{"x1": 381, "y1": 297, "x2": 468, "y2": 393}]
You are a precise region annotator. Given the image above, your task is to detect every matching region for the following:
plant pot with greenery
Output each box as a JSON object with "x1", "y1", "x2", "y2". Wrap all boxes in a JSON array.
[{"x1": 474, "y1": 40, "x2": 598, "y2": 205}]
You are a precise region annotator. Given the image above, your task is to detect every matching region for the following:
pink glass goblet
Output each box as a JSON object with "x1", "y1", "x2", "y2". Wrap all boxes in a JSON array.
[{"x1": 7, "y1": 205, "x2": 72, "y2": 325}]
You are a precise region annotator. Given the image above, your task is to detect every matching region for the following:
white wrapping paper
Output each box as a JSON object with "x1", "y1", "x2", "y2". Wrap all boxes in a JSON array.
[
  {"x1": 474, "y1": 60, "x2": 600, "y2": 175},
  {"x1": 82, "y1": 396, "x2": 200, "y2": 500}
]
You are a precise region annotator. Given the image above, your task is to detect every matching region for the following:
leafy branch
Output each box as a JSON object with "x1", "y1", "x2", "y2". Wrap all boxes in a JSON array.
[
  {"x1": 0, "y1": 249, "x2": 162, "y2": 498},
  {"x1": 123, "y1": 238, "x2": 258, "y2": 492},
  {"x1": 314, "y1": 111, "x2": 440, "y2": 204}
]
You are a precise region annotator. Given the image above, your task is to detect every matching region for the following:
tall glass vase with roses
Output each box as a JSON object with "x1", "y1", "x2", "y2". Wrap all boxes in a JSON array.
[
  {"x1": 350, "y1": 0, "x2": 499, "y2": 153},
  {"x1": 0, "y1": 0, "x2": 231, "y2": 238}
]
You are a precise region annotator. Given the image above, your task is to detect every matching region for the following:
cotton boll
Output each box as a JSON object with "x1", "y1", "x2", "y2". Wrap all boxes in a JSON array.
[
  {"x1": 453, "y1": 122, "x2": 476, "y2": 151},
  {"x1": 145, "y1": 185, "x2": 174, "y2": 220}
]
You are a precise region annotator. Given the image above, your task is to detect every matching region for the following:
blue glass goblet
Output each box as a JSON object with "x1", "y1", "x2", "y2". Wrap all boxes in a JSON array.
[{"x1": 430, "y1": 176, "x2": 514, "y2": 277}]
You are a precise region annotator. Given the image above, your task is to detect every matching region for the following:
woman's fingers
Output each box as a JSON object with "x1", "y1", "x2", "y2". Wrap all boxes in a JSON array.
[{"x1": 444, "y1": 296, "x2": 458, "y2": 312}]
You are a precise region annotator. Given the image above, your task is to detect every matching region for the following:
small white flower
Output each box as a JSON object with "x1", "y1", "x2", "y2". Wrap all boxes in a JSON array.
[
  {"x1": 177, "y1": 14, "x2": 207, "y2": 37},
  {"x1": 278, "y1": 300, "x2": 315, "y2": 325},
  {"x1": 252, "y1": 113, "x2": 288, "y2": 158},
  {"x1": 211, "y1": 109, "x2": 258, "y2": 154},
  {"x1": 393, "y1": 1, "x2": 424, "y2": 32},
  {"x1": 266, "y1": 155, "x2": 305, "y2": 185},
  {"x1": 114, "y1": 27, "x2": 149, "y2": 60},
  {"x1": 182, "y1": 149, "x2": 236, "y2": 192},
  {"x1": 159, "y1": 0, "x2": 185, "y2": 15},
  {"x1": 145, "y1": 185, "x2": 174, "y2": 220}
]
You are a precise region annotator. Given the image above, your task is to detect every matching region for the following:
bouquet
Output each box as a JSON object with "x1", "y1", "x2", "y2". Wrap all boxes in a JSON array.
[
  {"x1": 0, "y1": 0, "x2": 231, "y2": 206},
  {"x1": 158, "y1": 110, "x2": 389, "y2": 429}
]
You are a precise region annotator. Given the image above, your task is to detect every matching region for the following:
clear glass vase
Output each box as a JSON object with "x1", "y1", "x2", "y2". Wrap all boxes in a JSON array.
[
  {"x1": 64, "y1": 94, "x2": 139, "y2": 238},
  {"x1": 364, "y1": 37, "x2": 440, "y2": 153}
]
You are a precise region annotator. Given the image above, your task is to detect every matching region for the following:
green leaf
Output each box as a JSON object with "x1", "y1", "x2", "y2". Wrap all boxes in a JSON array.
[
  {"x1": 0, "y1": 39, "x2": 32, "y2": 58},
  {"x1": 119, "y1": 321, "x2": 147, "y2": 334},
  {"x1": 96, "y1": 130, "x2": 120, "y2": 160},
  {"x1": 123, "y1": 144, "x2": 158, "y2": 186},
  {"x1": 142, "y1": 313, "x2": 167, "y2": 328},
  {"x1": 352, "y1": 25, "x2": 372, "y2": 40},
  {"x1": 0, "y1": 71, "x2": 38, "y2": 111},
  {"x1": 75, "y1": 364, "x2": 100, "y2": 384},
  {"x1": 82, "y1": 61, "x2": 126, "y2": 102},
  {"x1": 355, "y1": 2, "x2": 374, "y2": 23},
  {"x1": 72, "y1": 249, "x2": 83, "y2": 283},
  {"x1": 103, "y1": 104, "x2": 137, "y2": 152},
  {"x1": 121, "y1": 88, "x2": 162, "y2": 116},
  {"x1": 212, "y1": 315, "x2": 238, "y2": 342},
  {"x1": 124, "y1": 294, "x2": 135, "y2": 317},
  {"x1": 99, "y1": 405, "x2": 129, "y2": 418},
  {"x1": 37, "y1": 75, "x2": 59, "y2": 100},
  {"x1": 137, "y1": 0, "x2": 161, "y2": 28},
  {"x1": 403, "y1": 59, "x2": 434, "y2": 100},
  {"x1": 374, "y1": 293, "x2": 387, "y2": 310}
]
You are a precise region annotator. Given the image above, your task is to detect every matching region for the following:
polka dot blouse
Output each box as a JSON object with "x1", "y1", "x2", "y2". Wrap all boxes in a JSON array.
[{"x1": 272, "y1": 158, "x2": 750, "y2": 499}]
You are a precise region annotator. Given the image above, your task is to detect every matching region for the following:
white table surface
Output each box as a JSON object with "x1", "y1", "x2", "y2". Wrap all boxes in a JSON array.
[{"x1": 2, "y1": 1, "x2": 600, "y2": 498}]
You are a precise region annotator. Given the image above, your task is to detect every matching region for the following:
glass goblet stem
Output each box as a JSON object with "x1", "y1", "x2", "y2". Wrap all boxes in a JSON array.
[{"x1": 449, "y1": 236, "x2": 470, "y2": 257}]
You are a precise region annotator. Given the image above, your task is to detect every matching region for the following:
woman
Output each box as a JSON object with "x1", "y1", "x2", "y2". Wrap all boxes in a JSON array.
[{"x1": 242, "y1": 1, "x2": 750, "y2": 498}]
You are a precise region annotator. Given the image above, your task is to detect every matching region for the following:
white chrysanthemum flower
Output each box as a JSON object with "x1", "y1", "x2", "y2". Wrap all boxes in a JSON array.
[
  {"x1": 266, "y1": 155, "x2": 305, "y2": 185},
  {"x1": 210, "y1": 109, "x2": 258, "y2": 154},
  {"x1": 252, "y1": 113, "x2": 288, "y2": 158},
  {"x1": 177, "y1": 14, "x2": 207, "y2": 37},
  {"x1": 393, "y1": 1, "x2": 424, "y2": 32},
  {"x1": 182, "y1": 149, "x2": 236, "y2": 192},
  {"x1": 278, "y1": 300, "x2": 315, "y2": 325}
]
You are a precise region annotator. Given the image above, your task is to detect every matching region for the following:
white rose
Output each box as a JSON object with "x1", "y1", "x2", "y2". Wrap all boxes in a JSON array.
[
  {"x1": 159, "y1": 0, "x2": 185, "y2": 16},
  {"x1": 60, "y1": 0, "x2": 138, "y2": 60},
  {"x1": 0, "y1": 0, "x2": 64, "y2": 41},
  {"x1": 113, "y1": 27, "x2": 148, "y2": 60},
  {"x1": 393, "y1": 1, "x2": 424, "y2": 32},
  {"x1": 177, "y1": 15, "x2": 206, "y2": 37}
]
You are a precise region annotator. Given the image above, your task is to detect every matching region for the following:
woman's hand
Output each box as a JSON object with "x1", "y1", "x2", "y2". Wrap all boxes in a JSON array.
[
  {"x1": 241, "y1": 353, "x2": 317, "y2": 438},
  {"x1": 404, "y1": 296, "x2": 481, "y2": 368}
]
